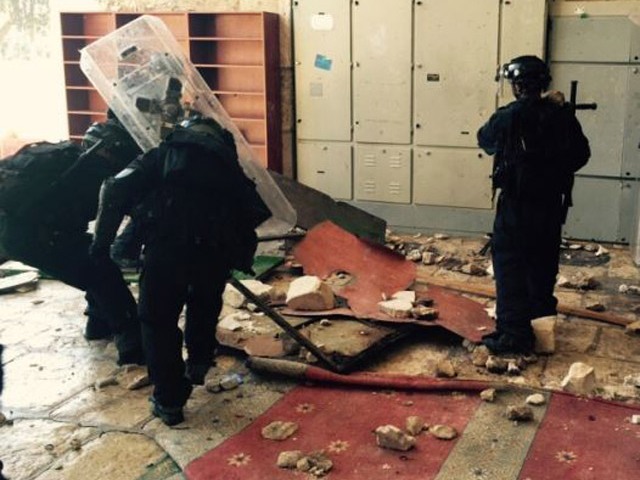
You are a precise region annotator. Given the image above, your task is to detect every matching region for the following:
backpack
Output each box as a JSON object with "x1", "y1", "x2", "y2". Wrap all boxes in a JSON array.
[{"x1": 0, "y1": 141, "x2": 83, "y2": 217}]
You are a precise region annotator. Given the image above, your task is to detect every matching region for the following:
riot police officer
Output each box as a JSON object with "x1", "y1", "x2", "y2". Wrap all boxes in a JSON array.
[
  {"x1": 0, "y1": 116, "x2": 144, "y2": 365},
  {"x1": 91, "y1": 115, "x2": 270, "y2": 425},
  {"x1": 477, "y1": 55, "x2": 590, "y2": 354}
]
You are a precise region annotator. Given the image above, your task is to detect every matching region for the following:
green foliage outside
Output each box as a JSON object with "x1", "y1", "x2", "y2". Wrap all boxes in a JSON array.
[{"x1": 0, "y1": 0, "x2": 51, "y2": 60}]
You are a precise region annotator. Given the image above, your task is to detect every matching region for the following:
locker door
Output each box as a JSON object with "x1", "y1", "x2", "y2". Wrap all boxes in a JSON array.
[
  {"x1": 498, "y1": 0, "x2": 548, "y2": 105},
  {"x1": 293, "y1": 0, "x2": 351, "y2": 140},
  {"x1": 414, "y1": 0, "x2": 499, "y2": 147},
  {"x1": 297, "y1": 142, "x2": 352, "y2": 200},
  {"x1": 354, "y1": 145, "x2": 411, "y2": 203},
  {"x1": 413, "y1": 148, "x2": 493, "y2": 209},
  {"x1": 352, "y1": 0, "x2": 412, "y2": 144},
  {"x1": 551, "y1": 64, "x2": 627, "y2": 178}
]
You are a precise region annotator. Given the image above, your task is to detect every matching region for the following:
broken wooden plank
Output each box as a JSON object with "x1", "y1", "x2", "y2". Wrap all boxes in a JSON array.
[{"x1": 416, "y1": 272, "x2": 634, "y2": 327}]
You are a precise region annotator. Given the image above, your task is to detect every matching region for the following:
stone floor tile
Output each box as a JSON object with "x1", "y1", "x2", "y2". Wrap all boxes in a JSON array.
[
  {"x1": 593, "y1": 326, "x2": 640, "y2": 362},
  {"x1": 555, "y1": 318, "x2": 599, "y2": 353}
]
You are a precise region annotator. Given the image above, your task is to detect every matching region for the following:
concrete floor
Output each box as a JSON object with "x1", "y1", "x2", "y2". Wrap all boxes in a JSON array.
[{"x1": 0, "y1": 234, "x2": 638, "y2": 479}]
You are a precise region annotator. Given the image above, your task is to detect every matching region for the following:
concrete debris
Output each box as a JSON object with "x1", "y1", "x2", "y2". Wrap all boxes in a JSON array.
[
  {"x1": 480, "y1": 389, "x2": 496, "y2": 402},
  {"x1": 434, "y1": 233, "x2": 449, "y2": 240},
  {"x1": 484, "y1": 305, "x2": 496, "y2": 319},
  {"x1": 319, "y1": 319, "x2": 332, "y2": 327},
  {"x1": 600, "y1": 385, "x2": 639, "y2": 401},
  {"x1": 486, "y1": 356, "x2": 508, "y2": 374},
  {"x1": 561, "y1": 362, "x2": 596, "y2": 396},
  {"x1": 69, "y1": 438, "x2": 82, "y2": 451},
  {"x1": 595, "y1": 245, "x2": 609, "y2": 256},
  {"x1": 406, "y1": 416, "x2": 426, "y2": 436},
  {"x1": 296, "y1": 451, "x2": 333, "y2": 477},
  {"x1": 220, "y1": 374, "x2": 243, "y2": 391},
  {"x1": 205, "y1": 380, "x2": 222, "y2": 393},
  {"x1": 585, "y1": 302, "x2": 606, "y2": 312},
  {"x1": 378, "y1": 298, "x2": 413, "y2": 319},
  {"x1": 472, "y1": 345, "x2": 490, "y2": 367},
  {"x1": 392, "y1": 290, "x2": 416, "y2": 303},
  {"x1": 422, "y1": 251, "x2": 439, "y2": 265},
  {"x1": 460, "y1": 263, "x2": 487, "y2": 276},
  {"x1": 631, "y1": 415, "x2": 640, "y2": 425},
  {"x1": 286, "y1": 276, "x2": 335, "y2": 311},
  {"x1": 486, "y1": 262, "x2": 494, "y2": 277},
  {"x1": 507, "y1": 361, "x2": 522, "y2": 376},
  {"x1": 531, "y1": 316, "x2": 556, "y2": 354},
  {"x1": 583, "y1": 243, "x2": 597, "y2": 252},
  {"x1": 525, "y1": 393, "x2": 546, "y2": 406},
  {"x1": 375, "y1": 425, "x2": 416, "y2": 451},
  {"x1": 94, "y1": 376, "x2": 118, "y2": 390},
  {"x1": 261, "y1": 421, "x2": 299, "y2": 441},
  {"x1": 415, "y1": 297, "x2": 434, "y2": 307},
  {"x1": 411, "y1": 305, "x2": 439, "y2": 320},
  {"x1": 506, "y1": 405, "x2": 534, "y2": 422},
  {"x1": 218, "y1": 312, "x2": 252, "y2": 332},
  {"x1": 624, "y1": 321, "x2": 640, "y2": 336},
  {"x1": 406, "y1": 249, "x2": 423, "y2": 262},
  {"x1": 0, "y1": 412, "x2": 7, "y2": 426},
  {"x1": 126, "y1": 373, "x2": 151, "y2": 390},
  {"x1": 523, "y1": 354, "x2": 538, "y2": 364},
  {"x1": 556, "y1": 274, "x2": 599, "y2": 290},
  {"x1": 223, "y1": 279, "x2": 273, "y2": 308},
  {"x1": 568, "y1": 243, "x2": 582, "y2": 251},
  {"x1": 277, "y1": 450, "x2": 304, "y2": 469},
  {"x1": 436, "y1": 359, "x2": 457, "y2": 378},
  {"x1": 623, "y1": 374, "x2": 640, "y2": 388},
  {"x1": 619, "y1": 284, "x2": 640, "y2": 296},
  {"x1": 429, "y1": 424, "x2": 458, "y2": 440}
]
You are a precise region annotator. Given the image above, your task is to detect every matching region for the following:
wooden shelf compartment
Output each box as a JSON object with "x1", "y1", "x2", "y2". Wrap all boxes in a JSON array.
[
  {"x1": 116, "y1": 13, "x2": 189, "y2": 39},
  {"x1": 64, "y1": 63, "x2": 91, "y2": 87},
  {"x1": 62, "y1": 37, "x2": 93, "y2": 62},
  {"x1": 189, "y1": 39, "x2": 264, "y2": 66},
  {"x1": 61, "y1": 13, "x2": 115, "y2": 36},
  {"x1": 216, "y1": 92, "x2": 266, "y2": 120},
  {"x1": 189, "y1": 13, "x2": 263, "y2": 39},
  {"x1": 235, "y1": 119, "x2": 267, "y2": 145},
  {"x1": 66, "y1": 88, "x2": 108, "y2": 113},
  {"x1": 197, "y1": 66, "x2": 265, "y2": 94},
  {"x1": 67, "y1": 112, "x2": 107, "y2": 137}
]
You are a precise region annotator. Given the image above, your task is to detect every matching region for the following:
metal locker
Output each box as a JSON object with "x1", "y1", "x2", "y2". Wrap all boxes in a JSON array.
[
  {"x1": 414, "y1": 0, "x2": 499, "y2": 147},
  {"x1": 352, "y1": 0, "x2": 412, "y2": 144},
  {"x1": 354, "y1": 145, "x2": 411, "y2": 204},
  {"x1": 293, "y1": 0, "x2": 351, "y2": 141},
  {"x1": 498, "y1": 0, "x2": 548, "y2": 105},
  {"x1": 551, "y1": 64, "x2": 628, "y2": 178},
  {"x1": 550, "y1": 17, "x2": 638, "y2": 64},
  {"x1": 564, "y1": 177, "x2": 624, "y2": 242},
  {"x1": 296, "y1": 142, "x2": 352, "y2": 200},
  {"x1": 413, "y1": 147, "x2": 493, "y2": 209},
  {"x1": 623, "y1": 66, "x2": 640, "y2": 180}
]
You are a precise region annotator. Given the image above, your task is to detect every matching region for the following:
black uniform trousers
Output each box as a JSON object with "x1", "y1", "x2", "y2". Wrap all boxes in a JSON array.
[
  {"x1": 0, "y1": 216, "x2": 141, "y2": 356},
  {"x1": 492, "y1": 192, "x2": 563, "y2": 341},
  {"x1": 139, "y1": 240, "x2": 231, "y2": 407}
]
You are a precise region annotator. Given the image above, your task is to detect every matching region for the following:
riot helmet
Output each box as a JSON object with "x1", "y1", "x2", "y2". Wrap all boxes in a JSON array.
[
  {"x1": 82, "y1": 113, "x2": 142, "y2": 172},
  {"x1": 180, "y1": 114, "x2": 227, "y2": 139},
  {"x1": 496, "y1": 55, "x2": 551, "y2": 96}
]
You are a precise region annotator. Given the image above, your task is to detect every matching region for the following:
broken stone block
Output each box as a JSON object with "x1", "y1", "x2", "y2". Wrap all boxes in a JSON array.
[
  {"x1": 595, "y1": 245, "x2": 609, "y2": 256},
  {"x1": 94, "y1": 376, "x2": 118, "y2": 390},
  {"x1": 277, "y1": 450, "x2": 304, "y2": 469},
  {"x1": 486, "y1": 356, "x2": 508, "y2": 374},
  {"x1": 429, "y1": 424, "x2": 458, "y2": 440},
  {"x1": 460, "y1": 263, "x2": 486, "y2": 276},
  {"x1": 296, "y1": 452, "x2": 333, "y2": 477},
  {"x1": 218, "y1": 312, "x2": 252, "y2": 332},
  {"x1": 631, "y1": 415, "x2": 640, "y2": 425},
  {"x1": 434, "y1": 233, "x2": 449, "y2": 240},
  {"x1": 286, "y1": 276, "x2": 335, "y2": 311},
  {"x1": 223, "y1": 280, "x2": 273, "y2": 308},
  {"x1": 392, "y1": 290, "x2": 416, "y2": 303},
  {"x1": 205, "y1": 380, "x2": 222, "y2": 393},
  {"x1": 557, "y1": 274, "x2": 599, "y2": 290},
  {"x1": 406, "y1": 416, "x2": 425, "y2": 436},
  {"x1": 525, "y1": 393, "x2": 546, "y2": 406},
  {"x1": 480, "y1": 389, "x2": 496, "y2": 402},
  {"x1": 561, "y1": 362, "x2": 596, "y2": 396},
  {"x1": 422, "y1": 251, "x2": 439, "y2": 265},
  {"x1": 623, "y1": 374, "x2": 640, "y2": 388},
  {"x1": 262, "y1": 421, "x2": 299, "y2": 441},
  {"x1": 506, "y1": 405, "x2": 534, "y2": 422},
  {"x1": 625, "y1": 321, "x2": 640, "y2": 336},
  {"x1": 378, "y1": 298, "x2": 413, "y2": 319},
  {"x1": 374, "y1": 425, "x2": 416, "y2": 451},
  {"x1": 471, "y1": 345, "x2": 490, "y2": 367},
  {"x1": 507, "y1": 361, "x2": 522, "y2": 376},
  {"x1": 406, "y1": 249, "x2": 423, "y2": 262},
  {"x1": 436, "y1": 359, "x2": 457, "y2": 378},
  {"x1": 411, "y1": 305, "x2": 439, "y2": 320},
  {"x1": 531, "y1": 316, "x2": 556, "y2": 354},
  {"x1": 600, "y1": 385, "x2": 638, "y2": 401}
]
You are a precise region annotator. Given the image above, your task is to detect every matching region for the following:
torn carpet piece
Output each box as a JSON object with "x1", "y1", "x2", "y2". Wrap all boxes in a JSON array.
[{"x1": 293, "y1": 221, "x2": 416, "y2": 320}]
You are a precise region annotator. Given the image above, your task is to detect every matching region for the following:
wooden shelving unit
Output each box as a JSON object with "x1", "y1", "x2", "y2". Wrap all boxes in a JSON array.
[{"x1": 60, "y1": 11, "x2": 282, "y2": 171}]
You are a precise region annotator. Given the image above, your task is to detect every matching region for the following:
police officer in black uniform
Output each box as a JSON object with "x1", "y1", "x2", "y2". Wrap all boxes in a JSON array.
[
  {"x1": 0, "y1": 116, "x2": 144, "y2": 365},
  {"x1": 477, "y1": 55, "x2": 590, "y2": 354},
  {"x1": 90, "y1": 115, "x2": 270, "y2": 425}
]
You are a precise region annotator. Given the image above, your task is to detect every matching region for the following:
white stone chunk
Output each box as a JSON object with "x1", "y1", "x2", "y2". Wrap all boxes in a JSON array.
[
  {"x1": 286, "y1": 276, "x2": 335, "y2": 311},
  {"x1": 374, "y1": 425, "x2": 416, "y2": 451},
  {"x1": 391, "y1": 290, "x2": 416, "y2": 303},
  {"x1": 531, "y1": 316, "x2": 556, "y2": 354},
  {"x1": 378, "y1": 299, "x2": 414, "y2": 319},
  {"x1": 561, "y1": 362, "x2": 596, "y2": 396},
  {"x1": 223, "y1": 280, "x2": 273, "y2": 308}
]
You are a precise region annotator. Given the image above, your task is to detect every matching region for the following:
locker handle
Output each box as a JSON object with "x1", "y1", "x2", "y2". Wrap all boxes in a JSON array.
[{"x1": 570, "y1": 80, "x2": 598, "y2": 111}]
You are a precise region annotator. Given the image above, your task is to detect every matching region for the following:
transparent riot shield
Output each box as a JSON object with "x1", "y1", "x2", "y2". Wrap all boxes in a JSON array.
[{"x1": 79, "y1": 15, "x2": 296, "y2": 235}]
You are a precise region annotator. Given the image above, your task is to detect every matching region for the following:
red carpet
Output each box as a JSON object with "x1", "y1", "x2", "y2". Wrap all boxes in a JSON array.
[
  {"x1": 186, "y1": 385, "x2": 480, "y2": 479},
  {"x1": 519, "y1": 394, "x2": 640, "y2": 479},
  {"x1": 186, "y1": 384, "x2": 640, "y2": 480}
]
